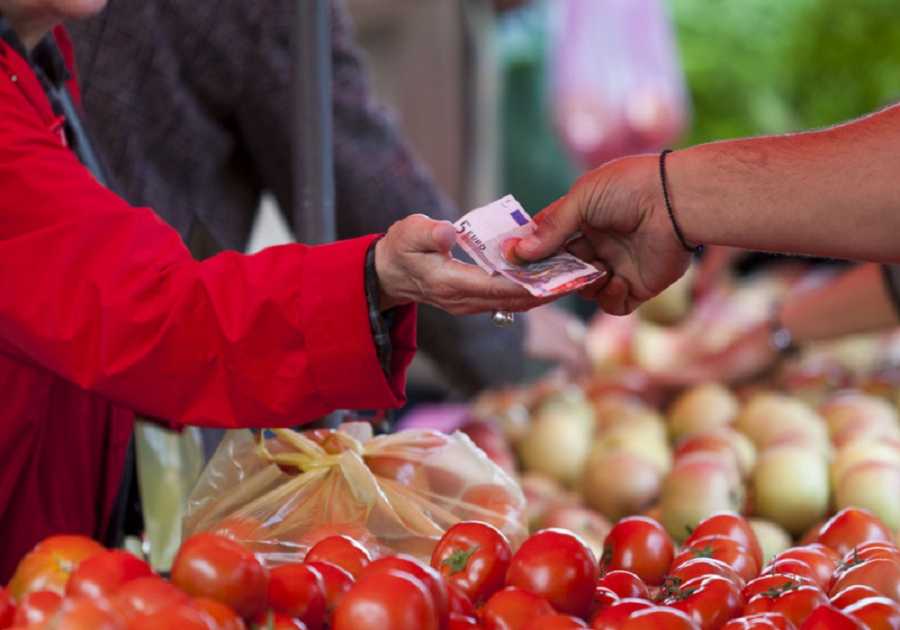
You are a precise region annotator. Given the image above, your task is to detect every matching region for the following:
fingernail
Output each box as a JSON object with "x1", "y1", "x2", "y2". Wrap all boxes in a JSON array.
[{"x1": 518, "y1": 237, "x2": 538, "y2": 255}]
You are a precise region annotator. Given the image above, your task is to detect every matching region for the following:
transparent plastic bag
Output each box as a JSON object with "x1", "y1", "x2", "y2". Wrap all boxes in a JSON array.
[
  {"x1": 183, "y1": 423, "x2": 526, "y2": 565},
  {"x1": 549, "y1": 0, "x2": 689, "y2": 168}
]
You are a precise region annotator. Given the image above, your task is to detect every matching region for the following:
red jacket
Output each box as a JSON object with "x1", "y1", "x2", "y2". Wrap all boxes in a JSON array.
[{"x1": 0, "y1": 29, "x2": 416, "y2": 581}]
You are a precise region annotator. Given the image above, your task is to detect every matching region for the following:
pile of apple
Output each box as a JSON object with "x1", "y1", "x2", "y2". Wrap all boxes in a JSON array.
[
  {"x1": 468, "y1": 380, "x2": 900, "y2": 556},
  {"x1": 4, "y1": 508, "x2": 899, "y2": 630}
]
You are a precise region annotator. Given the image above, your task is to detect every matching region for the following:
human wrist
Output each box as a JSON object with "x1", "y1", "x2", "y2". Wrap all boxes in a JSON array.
[
  {"x1": 659, "y1": 150, "x2": 702, "y2": 255},
  {"x1": 373, "y1": 237, "x2": 409, "y2": 312}
]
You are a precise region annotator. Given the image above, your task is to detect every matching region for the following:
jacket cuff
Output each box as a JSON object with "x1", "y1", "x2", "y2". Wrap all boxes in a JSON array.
[{"x1": 298, "y1": 235, "x2": 417, "y2": 411}]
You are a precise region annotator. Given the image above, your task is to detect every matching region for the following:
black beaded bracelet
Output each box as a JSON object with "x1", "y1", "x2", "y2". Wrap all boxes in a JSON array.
[{"x1": 659, "y1": 149, "x2": 702, "y2": 255}]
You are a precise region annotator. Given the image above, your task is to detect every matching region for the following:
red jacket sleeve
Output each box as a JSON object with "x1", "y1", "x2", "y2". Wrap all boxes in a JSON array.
[{"x1": 0, "y1": 63, "x2": 416, "y2": 428}]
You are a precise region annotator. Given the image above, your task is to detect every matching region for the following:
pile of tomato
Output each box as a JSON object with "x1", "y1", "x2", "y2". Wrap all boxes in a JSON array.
[{"x1": 2, "y1": 506, "x2": 899, "y2": 629}]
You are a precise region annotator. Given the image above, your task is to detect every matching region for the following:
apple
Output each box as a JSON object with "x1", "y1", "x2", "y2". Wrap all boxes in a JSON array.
[
  {"x1": 831, "y1": 439, "x2": 900, "y2": 486},
  {"x1": 541, "y1": 506, "x2": 612, "y2": 559},
  {"x1": 594, "y1": 413, "x2": 672, "y2": 474},
  {"x1": 581, "y1": 449, "x2": 662, "y2": 521},
  {"x1": 590, "y1": 392, "x2": 652, "y2": 432},
  {"x1": 736, "y1": 393, "x2": 830, "y2": 455},
  {"x1": 631, "y1": 322, "x2": 681, "y2": 372},
  {"x1": 748, "y1": 518, "x2": 793, "y2": 564},
  {"x1": 586, "y1": 311, "x2": 637, "y2": 373},
  {"x1": 753, "y1": 446, "x2": 830, "y2": 535},
  {"x1": 459, "y1": 420, "x2": 517, "y2": 476},
  {"x1": 835, "y1": 461, "x2": 900, "y2": 532},
  {"x1": 667, "y1": 383, "x2": 740, "y2": 440},
  {"x1": 674, "y1": 428, "x2": 756, "y2": 478},
  {"x1": 520, "y1": 473, "x2": 580, "y2": 530},
  {"x1": 832, "y1": 419, "x2": 900, "y2": 448},
  {"x1": 660, "y1": 453, "x2": 744, "y2": 542},
  {"x1": 638, "y1": 270, "x2": 694, "y2": 325},
  {"x1": 820, "y1": 391, "x2": 899, "y2": 438},
  {"x1": 517, "y1": 389, "x2": 594, "y2": 486}
]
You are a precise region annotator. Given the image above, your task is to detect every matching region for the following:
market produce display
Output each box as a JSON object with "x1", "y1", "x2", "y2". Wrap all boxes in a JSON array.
[{"x1": 4, "y1": 509, "x2": 900, "y2": 629}]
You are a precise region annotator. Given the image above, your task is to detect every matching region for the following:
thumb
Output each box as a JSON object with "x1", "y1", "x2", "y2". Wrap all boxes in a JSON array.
[
  {"x1": 514, "y1": 193, "x2": 584, "y2": 261},
  {"x1": 431, "y1": 220, "x2": 458, "y2": 253}
]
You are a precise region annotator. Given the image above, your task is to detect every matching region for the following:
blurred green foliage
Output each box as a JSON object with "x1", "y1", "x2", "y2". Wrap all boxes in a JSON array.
[{"x1": 669, "y1": 0, "x2": 900, "y2": 144}]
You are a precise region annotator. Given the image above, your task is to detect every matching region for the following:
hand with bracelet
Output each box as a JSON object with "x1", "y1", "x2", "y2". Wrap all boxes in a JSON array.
[{"x1": 513, "y1": 103, "x2": 900, "y2": 314}]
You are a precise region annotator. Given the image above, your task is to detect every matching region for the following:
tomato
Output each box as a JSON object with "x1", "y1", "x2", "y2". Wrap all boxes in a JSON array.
[
  {"x1": 666, "y1": 558, "x2": 746, "y2": 592},
  {"x1": 267, "y1": 564, "x2": 326, "y2": 630},
  {"x1": 65, "y1": 549, "x2": 153, "y2": 599},
  {"x1": 672, "y1": 536, "x2": 759, "y2": 583},
  {"x1": 332, "y1": 568, "x2": 438, "y2": 630},
  {"x1": 506, "y1": 529, "x2": 598, "y2": 618},
  {"x1": 251, "y1": 611, "x2": 308, "y2": 630},
  {"x1": 830, "y1": 558, "x2": 900, "y2": 603},
  {"x1": 602, "y1": 517, "x2": 675, "y2": 587},
  {"x1": 305, "y1": 561, "x2": 353, "y2": 613},
  {"x1": 598, "y1": 571, "x2": 649, "y2": 600},
  {"x1": 447, "y1": 583, "x2": 476, "y2": 619},
  {"x1": 7, "y1": 535, "x2": 104, "y2": 599},
  {"x1": 129, "y1": 602, "x2": 217, "y2": 630},
  {"x1": 304, "y1": 535, "x2": 370, "y2": 579},
  {"x1": 843, "y1": 596, "x2": 900, "y2": 629},
  {"x1": 461, "y1": 484, "x2": 522, "y2": 533},
  {"x1": 619, "y1": 606, "x2": 700, "y2": 630},
  {"x1": 193, "y1": 598, "x2": 246, "y2": 630},
  {"x1": 0, "y1": 588, "x2": 15, "y2": 628},
  {"x1": 365, "y1": 455, "x2": 430, "y2": 493},
  {"x1": 591, "y1": 586, "x2": 620, "y2": 617},
  {"x1": 13, "y1": 591, "x2": 61, "y2": 626},
  {"x1": 831, "y1": 585, "x2": 881, "y2": 610},
  {"x1": 432, "y1": 521, "x2": 511, "y2": 606},
  {"x1": 590, "y1": 598, "x2": 653, "y2": 629},
  {"x1": 362, "y1": 555, "x2": 449, "y2": 624},
  {"x1": 449, "y1": 614, "x2": 483, "y2": 630},
  {"x1": 743, "y1": 576, "x2": 817, "y2": 603},
  {"x1": 479, "y1": 587, "x2": 554, "y2": 630},
  {"x1": 744, "y1": 585, "x2": 829, "y2": 627},
  {"x1": 112, "y1": 576, "x2": 189, "y2": 622},
  {"x1": 817, "y1": 508, "x2": 894, "y2": 558},
  {"x1": 52, "y1": 596, "x2": 125, "y2": 630},
  {"x1": 773, "y1": 547, "x2": 836, "y2": 590},
  {"x1": 523, "y1": 613, "x2": 587, "y2": 629},
  {"x1": 664, "y1": 575, "x2": 743, "y2": 630},
  {"x1": 685, "y1": 513, "x2": 764, "y2": 570},
  {"x1": 721, "y1": 613, "x2": 796, "y2": 629},
  {"x1": 171, "y1": 533, "x2": 268, "y2": 620},
  {"x1": 838, "y1": 544, "x2": 900, "y2": 577},
  {"x1": 797, "y1": 604, "x2": 862, "y2": 629},
  {"x1": 761, "y1": 561, "x2": 821, "y2": 588}
]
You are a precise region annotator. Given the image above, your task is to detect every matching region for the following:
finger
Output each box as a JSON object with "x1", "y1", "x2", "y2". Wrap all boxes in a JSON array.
[
  {"x1": 514, "y1": 193, "x2": 585, "y2": 262},
  {"x1": 594, "y1": 276, "x2": 632, "y2": 316},
  {"x1": 431, "y1": 221, "x2": 458, "y2": 253},
  {"x1": 401, "y1": 215, "x2": 457, "y2": 254},
  {"x1": 564, "y1": 236, "x2": 597, "y2": 262}
]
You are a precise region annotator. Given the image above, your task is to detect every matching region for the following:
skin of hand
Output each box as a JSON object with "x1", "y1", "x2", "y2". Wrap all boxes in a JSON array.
[
  {"x1": 513, "y1": 155, "x2": 692, "y2": 315},
  {"x1": 375, "y1": 214, "x2": 549, "y2": 314},
  {"x1": 0, "y1": 0, "x2": 107, "y2": 49},
  {"x1": 523, "y1": 304, "x2": 590, "y2": 374}
]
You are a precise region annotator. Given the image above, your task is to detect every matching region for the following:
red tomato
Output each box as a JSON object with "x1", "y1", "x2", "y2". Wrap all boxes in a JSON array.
[
  {"x1": 830, "y1": 585, "x2": 881, "y2": 610},
  {"x1": 506, "y1": 529, "x2": 598, "y2": 618},
  {"x1": 171, "y1": 533, "x2": 268, "y2": 620},
  {"x1": 251, "y1": 612, "x2": 308, "y2": 630},
  {"x1": 591, "y1": 586, "x2": 620, "y2": 617},
  {"x1": 721, "y1": 613, "x2": 797, "y2": 629},
  {"x1": 267, "y1": 564, "x2": 326, "y2": 630},
  {"x1": 843, "y1": 596, "x2": 900, "y2": 629},
  {"x1": 829, "y1": 558, "x2": 900, "y2": 603},
  {"x1": 447, "y1": 583, "x2": 477, "y2": 619},
  {"x1": 672, "y1": 535, "x2": 759, "y2": 583},
  {"x1": 523, "y1": 613, "x2": 587, "y2": 629},
  {"x1": 598, "y1": 571, "x2": 649, "y2": 600},
  {"x1": 112, "y1": 576, "x2": 189, "y2": 622},
  {"x1": 129, "y1": 602, "x2": 217, "y2": 630},
  {"x1": 685, "y1": 513, "x2": 764, "y2": 570},
  {"x1": 13, "y1": 591, "x2": 61, "y2": 626},
  {"x1": 432, "y1": 521, "x2": 512, "y2": 606},
  {"x1": 362, "y1": 555, "x2": 449, "y2": 624},
  {"x1": 479, "y1": 587, "x2": 554, "y2": 630},
  {"x1": 449, "y1": 614, "x2": 483, "y2": 630},
  {"x1": 193, "y1": 598, "x2": 246, "y2": 630},
  {"x1": 332, "y1": 569, "x2": 438, "y2": 630},
  {"x1": 0, "y1": 587, "x2": 15, "y2": 628},
  {"x1": 666, "y1": 558, "x2": 746, "y2": 591},
  {"x1": 744, "y1": 585, "x2": 829, "y2": 627},
  {"x1": 304, "y1": 535, "x2": 370, "y2": 579},
  {"x1": 602, "y1": 517, "x2": 675, "y2": 587},
  {"x1": 7, "y1": 535, "x2": 105, "y2": 599},
  {"x1": 797, "y1": 604, "x2": 862, "y2": 629},
  {"x1": 52, "y1": 596, "x2": 125, "y2": 630},
  {"x1": 762, "y1": 561, "x2": 821, "y2": 588},
  {"x1": 743, "y1": 576, "x2": 818, "y2": 603},
  {"x1": 773, "y1": 547, "x2": 836, "y2": 590},
  {"x1": 590, "y1": 598, "x2": 653, "y2": 630},
  {"x1": 65, "y1": 549, "x2": 153, "y2": 599},
  {"x1": 838, "y1": 544, "x2": 900, "y2": 578},
  {"x1": 305, "y1": 561, "x2": 353, "y2": 613},
  {"x1": 619, "y1": 606, "x2": 700, "y2": 630},
  {"x1": 461, "y1": 485, "x2": 522, "y2": 533},
  {"x1": 665, "y1": 575, "x2": 743, "y2": 630},
  {"x1": 365, "y1": 455, "x2": 430, "y2": 493},
  {"x1": 817, "y1": 508, "x2": 894, "y2": 558}
]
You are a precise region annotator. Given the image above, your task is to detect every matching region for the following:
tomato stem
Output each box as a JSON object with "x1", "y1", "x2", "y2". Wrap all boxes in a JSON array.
[{"x1": 442, "y1": 546, "x2": 480, "y2": 574}]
